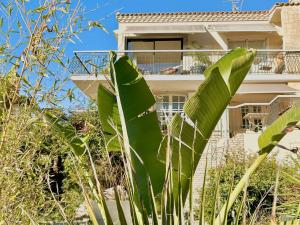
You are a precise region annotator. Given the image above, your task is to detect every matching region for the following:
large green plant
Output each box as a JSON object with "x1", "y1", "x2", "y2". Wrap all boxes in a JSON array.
[
  {"x1": 95, "y1": 48, "x2": 256, "y2": 212},
  {"x1": 45, "y1": 98, "x2": 300, "y2": 225},
  {"x1": 45, "y1": 48, "x2": 300, "y2": 224}
]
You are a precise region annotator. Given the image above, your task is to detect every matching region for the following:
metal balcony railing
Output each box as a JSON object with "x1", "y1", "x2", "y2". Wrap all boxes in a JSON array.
[
  {"x1": 228, "y1": 96, "x2": 300, "y2": 136},
  {"x1": 69, "y1": 50, "x2": 300, "y2": 76}
]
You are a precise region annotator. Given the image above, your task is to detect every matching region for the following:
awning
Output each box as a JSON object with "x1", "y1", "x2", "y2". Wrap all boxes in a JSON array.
[{"x1": 237, "y1": 84, "x2": 297, "y2": 94}]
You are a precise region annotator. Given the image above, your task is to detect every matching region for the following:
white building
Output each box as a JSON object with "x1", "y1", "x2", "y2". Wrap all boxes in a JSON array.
[{"x1": 70, "y1": 1, "x2": 300, "y2": 191}]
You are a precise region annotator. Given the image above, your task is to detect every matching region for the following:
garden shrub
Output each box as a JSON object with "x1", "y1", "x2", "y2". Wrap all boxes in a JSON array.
[{"x1": 196, "y1": 153, "x2": 297, "y2": 224}]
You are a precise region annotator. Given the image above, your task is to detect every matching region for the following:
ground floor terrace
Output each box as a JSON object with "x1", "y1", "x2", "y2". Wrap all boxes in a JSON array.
[
  {"x1": 151, "y1": 93, "x2": 300, "y2": 192},
  {"x1": 153, "y1": 92, "x2": 300, "y2": 154},
  {"x1": 71, "y1": 76, "x2": 300, "y2": 153}
]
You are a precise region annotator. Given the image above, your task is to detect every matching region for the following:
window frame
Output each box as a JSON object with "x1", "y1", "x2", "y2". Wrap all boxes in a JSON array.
[{"x1": 156, "y1": 94, "x2": 188, "y2": 131}]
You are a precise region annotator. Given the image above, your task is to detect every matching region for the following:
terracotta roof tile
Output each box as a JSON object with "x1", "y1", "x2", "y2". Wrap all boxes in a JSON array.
[
  {"x1": 116, "y1": 10, "x2": 270, "y2": 23},
  {"x1": 116, "y1": 2, "x2": 300, "y2": 23},
  {"x1": 275, "y1": 2, "x2": 300, "y2": 7}
]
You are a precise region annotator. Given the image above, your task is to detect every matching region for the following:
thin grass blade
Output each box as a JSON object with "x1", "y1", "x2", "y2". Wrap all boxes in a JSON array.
[
  {"x1": 210, "y1": 172, "x2": 220, "y2": 225},
  {"x1": 199, "y1": 159, "x2": 208, "y2": 225},
  {"x1": 148, "y1": 178, "x2": 159, "y2": 225},
  {"x1": 114, "y1": 188, "x2": 128, "y2": 225}
]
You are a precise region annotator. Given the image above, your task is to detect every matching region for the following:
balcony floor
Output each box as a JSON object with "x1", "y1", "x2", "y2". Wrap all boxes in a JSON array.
[{"x1": 71, "y1": 73, "x2": 300, "y2": 99}]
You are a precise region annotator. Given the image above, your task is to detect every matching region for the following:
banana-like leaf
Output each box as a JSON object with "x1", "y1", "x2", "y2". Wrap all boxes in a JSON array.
[
  {"x1": 258, "y1": 106, "x2": 300, "y2": 150},
  {"x1": 104, "y1": 52, "x2": 165, "y2": 212},
  {"x1": 97, "y1": 48, "x2": 256, "y2": 214},
  {"x1": 44, "y1": 111, "x2": 85, "y2": 156},
  {"x1": 215, "y1": 106, "x2": 300, "y2": 225},
  {"x1": 97, "y1": 84, "x2": 121, "y2": 151},
  {"x1": 98, "y1": 48, "x2": 255, "y2": 212},
  {"x1": 160, "y1": 48, "x2": 256, "y2": 203}
]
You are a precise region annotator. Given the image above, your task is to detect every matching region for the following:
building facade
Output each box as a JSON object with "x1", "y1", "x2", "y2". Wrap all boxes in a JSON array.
[{"x1": 70, "y1": 1, "x2": 300, "y2": 192}]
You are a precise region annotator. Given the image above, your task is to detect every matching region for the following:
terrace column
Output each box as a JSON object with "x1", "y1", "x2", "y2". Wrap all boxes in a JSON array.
[
  {"x1": 117, "y1": 33, "x2": 126, "y2": 52},
  {"x1": 281, "y1": 4, "x2": 300, "y2": 73}
]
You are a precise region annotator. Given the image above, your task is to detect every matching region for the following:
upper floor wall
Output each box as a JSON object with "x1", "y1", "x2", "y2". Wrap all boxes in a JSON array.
[{"x1": 115, "y1": 2, "x2": 300, "y2": 51}]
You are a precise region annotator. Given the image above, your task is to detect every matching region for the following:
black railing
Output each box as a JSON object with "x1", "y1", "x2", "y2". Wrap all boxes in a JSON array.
[{"x1": 69, "y1": 50, "x2": 300, "y2": 75}]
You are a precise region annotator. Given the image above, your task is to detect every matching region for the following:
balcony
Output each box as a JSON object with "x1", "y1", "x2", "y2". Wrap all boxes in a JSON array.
[{"x1": 69, "y1": 50, "x2": 300, "y2": 76}]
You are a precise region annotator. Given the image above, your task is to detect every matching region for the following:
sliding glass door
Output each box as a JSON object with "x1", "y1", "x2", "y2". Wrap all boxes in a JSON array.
[{"x1": 127, "y1": 39, "x2": 183, "y2": 74}]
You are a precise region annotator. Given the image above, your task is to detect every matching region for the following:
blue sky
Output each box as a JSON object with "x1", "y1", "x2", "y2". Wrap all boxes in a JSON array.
[{"x1": 68, "y1": 0, "x2": 287, "y2": 52}]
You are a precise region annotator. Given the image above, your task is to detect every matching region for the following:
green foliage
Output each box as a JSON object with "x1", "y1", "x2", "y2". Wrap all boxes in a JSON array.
[
  {"x1": 215, "y1": 106, "x2": 300, "y2": 225},
  {"x1": 41, "y1": 46, "x2": 300, "y2": 225},
  {"x1": 166, "y1": 48, "x2": 256, "y2": 206},
  {"x1": 277, "y1": 153, "x2": 300, "y2": 221},
  {"x1": 198, "y1": 154, "x2": 295, "y2": 224},
  {"x1": 69, "y1": 109, "x2": 125, "y2": 189},
  {"x1": 45, "y1": 111, "x2": 86, "y2": 156},
  {"x1": 85, "y1": 49, "x2": 300, "y2": 225},
  {"x1": 0, "y1": 0, "x2": 114, "y2": 223},
  {"x1": 95, "y1": 48, "x2": 256, "y2": 213},
  {"x1": 0, "y1": 105, "x2": 83, "y2": 223}
]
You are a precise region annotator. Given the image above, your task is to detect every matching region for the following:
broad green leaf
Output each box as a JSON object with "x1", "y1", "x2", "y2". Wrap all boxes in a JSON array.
[
  {"x1": 101, "y1": 48, "x2": 255, "y2": 214},
  {"x1": 44, "y1": 112, "x2": 85, "y2": 156},
  {"x1": 163, "y1": 48, "x2": 256, "y2": 204},
  {"x1": 97, "y1": 84, "x2": 121, "y2": 151},
  {"x1": 258, "y1": 106, "x2": 300, "y2": 150},
  {"x1": 106, "y1": 52, "x2": 166, "y2": 212}
]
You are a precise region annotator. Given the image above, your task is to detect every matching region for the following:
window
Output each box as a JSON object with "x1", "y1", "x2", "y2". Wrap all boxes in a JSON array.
[
  {"x1": 241, "y1": 105, "x2": 264, "y2": 132},
  {"x1": 253, "y1": 106, "x2": 261, "y2": 113},
  {"x1": 171, "y1": 96, "x2": 186, "y2": 114},
  {"x1": 241, "y1": 106, "x2": 250, "y2": 129},
  {"x1": 156, "y1": 95, "x2": 187, "y2": 131},
  {"x1": 254, "y1": 119, "x2": 263, "y2": 132},
  {"x1": 126, "y1": 38, "x2": 183, "y2": 74}
]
